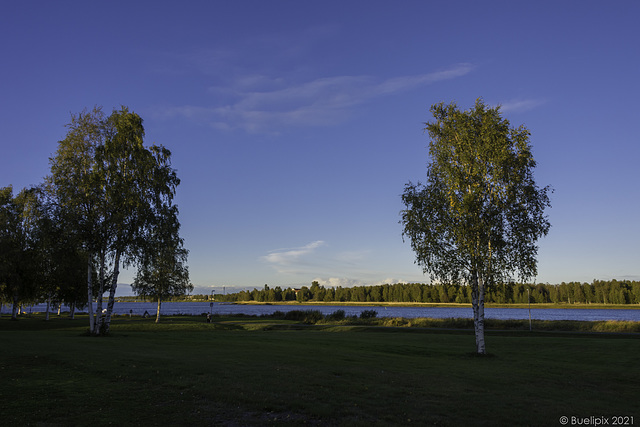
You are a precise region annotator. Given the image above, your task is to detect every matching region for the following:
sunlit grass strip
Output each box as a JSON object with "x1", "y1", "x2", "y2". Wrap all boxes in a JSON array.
[
  {"x1": 360, "y1": 317, "x2": 640, "y2": 333},
  {"x1": 266, "y1": 310, "x2": 640, "y2": 333}
]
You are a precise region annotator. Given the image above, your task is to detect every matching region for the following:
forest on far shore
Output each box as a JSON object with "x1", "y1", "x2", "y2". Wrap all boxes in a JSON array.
[{"x1": 180, "y1": 280, "x2": 640, "y2": 305}]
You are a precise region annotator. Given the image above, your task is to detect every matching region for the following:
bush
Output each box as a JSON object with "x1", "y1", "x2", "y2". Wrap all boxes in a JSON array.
[
  {"x1": 284, "y1": 310, "x2": 324, "y2": 324},
  {"x1": 327, "y1": 309, "x2": 346, "y2": 321},
  {"x1": 381, "y1": 317, "x2": 409, "y2": 327},
  {"x1": 267, "y1": 310, "x2": 286, "y2": 319},
  {"x1": 360, "y1": 310, "x2": 378, "y2": 319}
]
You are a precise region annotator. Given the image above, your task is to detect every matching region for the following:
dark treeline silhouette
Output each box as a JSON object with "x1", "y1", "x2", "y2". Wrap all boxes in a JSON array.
[{"x1": 193, "y1": 280, "x2": 640, "y2": 305}]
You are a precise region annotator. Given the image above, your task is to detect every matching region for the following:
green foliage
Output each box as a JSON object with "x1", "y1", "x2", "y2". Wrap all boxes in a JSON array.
[
  {"x1": 295, "y1": 286, "x2": 311, "y2": 302},
  {"x1": 359, "y1": 309, "x2": 378, "y2": 319},
  {"x1": 207, "y1": 279, "x2": 640, "y2": 305},
  {"x1": 47, "y1": 106, "x2": 184, "y2": 334},
  {"x1": 400, "y1": 98, "x2": 552, "y2": 286},
  {"x1": 283, "y1": 310, "x2": 324, "y2": 324},
  {"x1": 400, "y1": 98, "x2": 552, "y2": 352},
  {"x1": 132, "y1": 203, "x2": 192, "y2": 323},
  {"x1": 0, "y1": 184, "x2": 89, "y2": 319},
  {"x1": 0, "y1": 186, "x2": 42, "y2": 318},
  {"x1": 327, "y1": 309, "x2": 346, "y2": 321},
  {"x1": 269, "y1": 310, "x2": 286, "y2": 318}
]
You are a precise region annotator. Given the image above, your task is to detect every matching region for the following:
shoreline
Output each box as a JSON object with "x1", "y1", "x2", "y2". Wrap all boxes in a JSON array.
[{"x1": 204, "y1": 301, "x2": 640, "y2": 310}]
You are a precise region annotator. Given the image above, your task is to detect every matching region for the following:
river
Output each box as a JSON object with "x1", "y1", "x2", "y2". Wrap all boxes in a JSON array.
[{"x1": 9, "y1": 302, "x2": 640, "y2": 322}]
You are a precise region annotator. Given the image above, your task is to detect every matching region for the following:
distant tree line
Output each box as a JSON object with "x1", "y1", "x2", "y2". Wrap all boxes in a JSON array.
[{"x1": 196, "y1": 280, "x2": 640, "y2": 305}]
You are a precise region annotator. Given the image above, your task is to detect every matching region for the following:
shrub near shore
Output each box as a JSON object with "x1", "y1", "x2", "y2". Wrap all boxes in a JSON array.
[{"x1": 256, "y1": 310, "x2": 640, "y2": 333}]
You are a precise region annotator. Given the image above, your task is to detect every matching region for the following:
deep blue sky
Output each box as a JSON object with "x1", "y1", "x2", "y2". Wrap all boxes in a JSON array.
[{"x1": 1, "y1": 1, "x2": 638, "y2": 295}]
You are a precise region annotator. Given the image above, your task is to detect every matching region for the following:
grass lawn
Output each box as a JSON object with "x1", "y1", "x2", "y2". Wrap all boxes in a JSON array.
[{"x1": 1, "y1": 314, "x2": 638, "y2": 426}]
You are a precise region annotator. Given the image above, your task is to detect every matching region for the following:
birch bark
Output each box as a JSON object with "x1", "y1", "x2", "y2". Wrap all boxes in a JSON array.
[
  {"x1": 103, "y1": 250, "x2": 121, "y2": 334},
  {"x1": 471, "y1": 269, "x2": 486, "y2": 354},
  {"x1": 476, "y1": 274, "x2": 486, "y2": 354},
  {"x1": 87, "y1": 256, "x2": 94, "y2": 333},
  {"x1": 11, "y1": 294, "x2": 19, "y2": 320},
  {"x1": 93, "y1": 253, "x2": 107, "y2": 335}
]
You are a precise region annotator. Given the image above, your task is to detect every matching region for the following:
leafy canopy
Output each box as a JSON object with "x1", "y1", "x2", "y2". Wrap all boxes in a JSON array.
[
  {"x1": 132, "y1": 203, "x2": 192, "y2": 301},
  {"x1": 401, "y1": 99, "x2": 551, "y2": 285}
]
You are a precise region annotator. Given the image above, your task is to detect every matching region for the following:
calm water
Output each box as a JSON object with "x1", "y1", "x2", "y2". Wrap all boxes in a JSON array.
[{"x1": 9, "y1": 302, "x2": 640, "y2": 322}]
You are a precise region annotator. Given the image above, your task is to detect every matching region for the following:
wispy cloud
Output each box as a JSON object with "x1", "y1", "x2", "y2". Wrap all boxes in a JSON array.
[
  {"x1": 371, "y1": 65, "x2": 474, "y2": 96},
  {"x1": 261, "y1": 241, "x2": 375, "y2": 277},
  {"x1": 155, "y1": 63, "x2": 474, "y2": 133},
  {"x1": 261, "y1": 240, "x2": 428, "y2": 288},
  {"x1": 261, "y1": 240, "x2": 326, "y2": 274},
  {"x1": 499, "y1": 98, "x2": 546, "y2": 113}
]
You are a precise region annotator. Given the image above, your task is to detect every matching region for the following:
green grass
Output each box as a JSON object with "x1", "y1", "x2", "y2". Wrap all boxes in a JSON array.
[
  {"x1": 356, "y1": 316, "x2": 640, "y2": 333},
  {"x1": 1, "y1": 314, "x2": 639, "y2": 426}
]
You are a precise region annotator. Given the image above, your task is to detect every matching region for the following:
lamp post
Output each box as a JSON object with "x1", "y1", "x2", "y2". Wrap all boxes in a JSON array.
[{"x1": 210, "y1": 289, "x2": 214, "y2": 315}]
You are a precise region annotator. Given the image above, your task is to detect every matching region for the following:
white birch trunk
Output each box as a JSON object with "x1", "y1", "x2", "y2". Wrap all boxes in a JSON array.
[
  {"x1": 471, "y1": 270, "x2": 487, "y2": 354},
  {"x1": 156, "y1": 298, "x2": 162, "y2": 324},
  {"x1": 476, "y1": 275, "x2": 486, "y2": 354},
  {"x1": 93, "y1": 253, "x2": 107, "y2": 335},
  {"x1": 87, "y1": 256, "x2": 95, "y2": 333},
  {"x1": 103, "y1": 251, "x2": 121, "y2": 334},
  {"x1": 11, "y1": 295, "x2": 19, "y2": 320}
]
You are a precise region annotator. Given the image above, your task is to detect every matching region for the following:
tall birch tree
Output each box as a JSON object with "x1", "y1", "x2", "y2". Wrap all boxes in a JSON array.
[
  {"x1": 48, "y1": 106, "x2": 180, "y2": 335},
  {"x1": 400, "y1": 99, "x2": 551, "y2": 354}
]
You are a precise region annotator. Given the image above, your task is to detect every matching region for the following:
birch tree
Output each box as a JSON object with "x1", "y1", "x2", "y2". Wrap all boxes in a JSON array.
[
  {"x1": 400, "y1": 99, "x2": 551, "y2": 354},
  {"x1": 48, "y1": 106, "x2": 180, "y2": 335},
  {"x1": 132, "y1": 204, "x2": 192, "y2": 323}
]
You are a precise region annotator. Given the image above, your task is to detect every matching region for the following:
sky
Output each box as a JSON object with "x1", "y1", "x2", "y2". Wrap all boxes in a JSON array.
[{"x1": 1, "y1": 1, "x2": 639, "y2": 295}]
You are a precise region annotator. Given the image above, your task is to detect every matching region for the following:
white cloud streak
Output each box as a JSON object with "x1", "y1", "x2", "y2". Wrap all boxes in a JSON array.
[
  {"x1": 261, "y1": 241, "x2": 373, "y2": 278},
  {"x1": 156, "y1": 63, "x2": 474, "y2": 133},
  {"x1": 261, "y1": 240, "x2": 326, "y2": 274},
  {"x1": 499, "y1": 98, "x2": 546, "y2": 113},
  {"x1": 261, "y1": 240, "x2": 428, "y2": 288}
]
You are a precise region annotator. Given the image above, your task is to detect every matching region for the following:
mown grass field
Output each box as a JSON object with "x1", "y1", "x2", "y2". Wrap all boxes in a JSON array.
[{"x1": 1, "y1": 314, "x2": 638, "y2": 426}]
